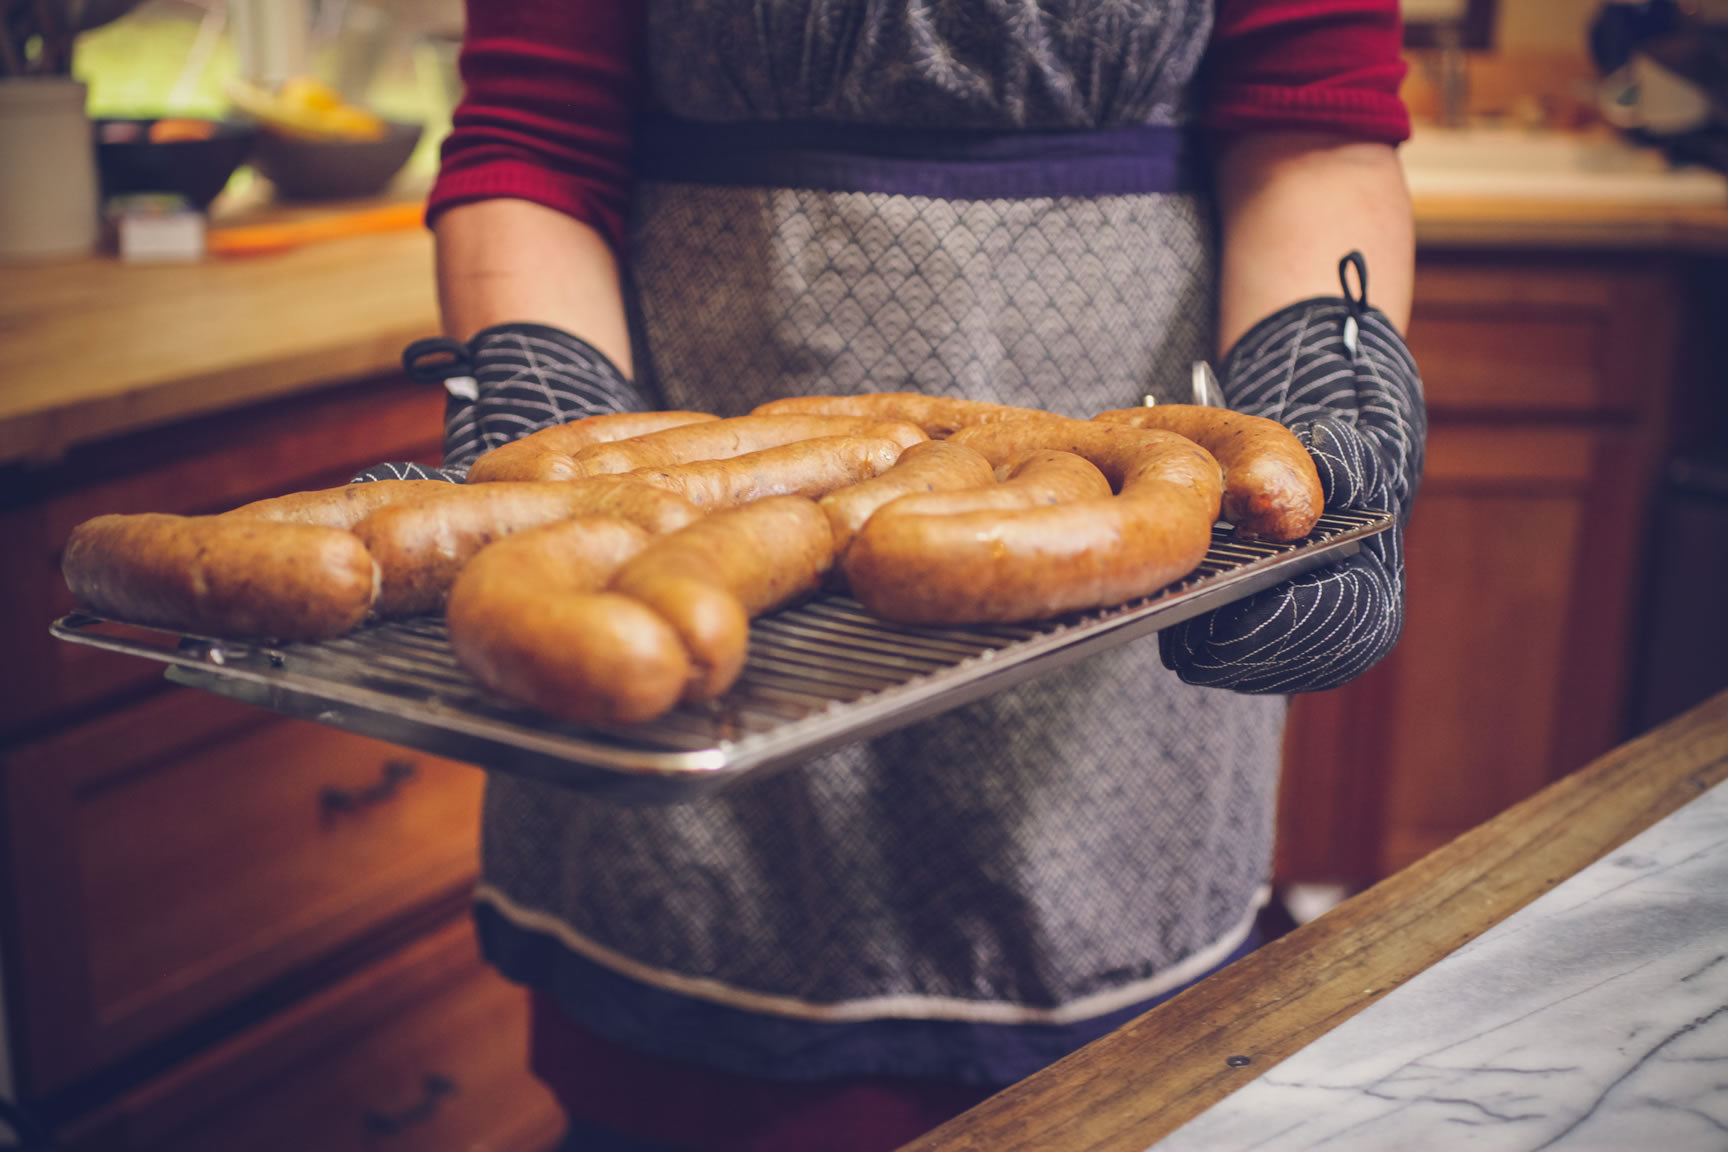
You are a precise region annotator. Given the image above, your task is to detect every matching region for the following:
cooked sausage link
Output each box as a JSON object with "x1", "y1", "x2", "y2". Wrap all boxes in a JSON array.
[
  {"x1": 1092, "y1": 405, "x2": 1323, "y2": 541},
  {"x1": 569, "y1": 415, "x2": 926, "y2": 476},
  {"x1": 844, "y1": 420, "x2": 1223, "y2": 624},
  {"x1": 62, "y1": 513, "x2": 378, "y2": 640},
  {"x1": 876, "y1": 448, "x2": 1110, "y2": 518},
  {"x1": 751, "y1": 393, "x2": 1061, "y2": 437},
  {"x1": 445, "y1": 517, "x2": 690, "y2": 725},
  {"x1": 610, "y1": 496, "x2": 837, "y2": 702},
  {"x1": 222, "y1": 479, "x2": 459, "y2": 529},
  {"x1": 818, "y1": 439, "x2": 999, "y2": 558},
  {"x1": 354, "y1": 478, "x2": 702, "y2": 616},
  {"x1": 466, "y1": 410, "x2": 720, "y2": 483},
  {"x1": 629, "y1": 436, "x2": 907, "y2": 510}
]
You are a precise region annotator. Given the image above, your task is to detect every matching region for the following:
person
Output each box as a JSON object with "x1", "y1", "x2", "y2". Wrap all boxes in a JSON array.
[{"x1": 361, "y1": 1, "x2": 1427, "y2": 1148}]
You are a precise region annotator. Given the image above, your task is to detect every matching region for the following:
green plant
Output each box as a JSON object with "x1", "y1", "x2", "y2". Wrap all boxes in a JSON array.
[{"x1": 1, "y1": 0, "x2": 145, "y2": 77}]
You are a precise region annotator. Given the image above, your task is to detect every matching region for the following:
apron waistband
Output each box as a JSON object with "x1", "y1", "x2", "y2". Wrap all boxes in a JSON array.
[{"x1": 636, "y1": 108, "x2": 1196, "y2": 199}]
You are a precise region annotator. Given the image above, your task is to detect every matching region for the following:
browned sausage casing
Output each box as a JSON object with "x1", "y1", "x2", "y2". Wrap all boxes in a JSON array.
[
  {"x1": 354, "y1": 477, "x2": 703, "y2": 617},
  {"x1": 817, "y1": 440, "x2": 999, "y2": 558},
  {"x1": 62, "y1": 513, "x2": 378, "y2": 640},
  {"x1": 610, "y1": 496, "x2": 837, "y2": 702},
  {"x1": 568, "y1": 415, "x2": 926, "y2": 476},
  {"x1": 446, "y1": 517, "x2": 691, "y2": 725},
  {"x1": 751, "y1": 393, "x2": 1061, "y2": 437},
  {"x1": 844, "y1": 420, "x2": 1223, "y2": 624},
  {"x1": 222, "y1": 479, "x2": 458, "y2": 529},
  {"x1": 876, "y1": 448, "x2": 1110, "y2": 518},
  {"x1": 1092, "y1": 405, "x2": 1323, "y2": 542},
  {"x1": 466, "y1": 410, "x2": 721, "y2": 483},
  {"x1": 629, "y1": 435, "x2": 907, "y2": 510}
]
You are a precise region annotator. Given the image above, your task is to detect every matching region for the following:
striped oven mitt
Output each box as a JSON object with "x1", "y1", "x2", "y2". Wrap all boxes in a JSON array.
[
  {"x1": 352, "y1": 322, "x2": 647, "y2": 484},
  {"x1": 1160, "y1": 253, "x2": 1427, "y2": 694}
]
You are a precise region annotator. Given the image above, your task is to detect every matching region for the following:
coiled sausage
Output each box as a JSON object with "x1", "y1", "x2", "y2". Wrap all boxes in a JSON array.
[{"x1": 845, "y1": 420, "x2": 1222, "y2": 624}]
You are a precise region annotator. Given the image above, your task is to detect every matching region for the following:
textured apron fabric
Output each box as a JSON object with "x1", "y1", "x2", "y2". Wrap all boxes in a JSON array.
[
  {"x1": 643, "y1": 0, "x2": 1212, "y2": 130},
  {"x1": 476, "y1": 0, "x2": 1291, "y2": 1085}
]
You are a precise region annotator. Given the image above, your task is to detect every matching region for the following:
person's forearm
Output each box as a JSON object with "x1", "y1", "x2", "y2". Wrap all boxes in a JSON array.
[
  {"x1": 434, "y1": 198, "x2": 635, "y2": 376},
  {"x1": 1213, "y1": 133, "x2": 1413, "y2": 358}
]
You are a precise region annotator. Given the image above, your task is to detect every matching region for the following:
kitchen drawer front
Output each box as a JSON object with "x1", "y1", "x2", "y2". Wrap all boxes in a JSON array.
[
  {"x1": 0, "y1": 373, "x2": 442, "y2": 738},
  {"x1": 1408, "y1": 255, "x2": 1681, "y2": 418},
  {"x1": 63, "y1": 919, "x2": 564, "y2": 1152},
  {"x1": 4, "y1": 686, "x2": 485, "y2": 1094},
  {"x1": 163, "y1": 938, "x2": 562, "y2": 1152}
]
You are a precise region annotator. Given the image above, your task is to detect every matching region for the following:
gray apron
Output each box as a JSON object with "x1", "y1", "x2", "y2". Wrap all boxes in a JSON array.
[{"x1": 477, "y1": 0, "x2": 1288, "y2": 1084}]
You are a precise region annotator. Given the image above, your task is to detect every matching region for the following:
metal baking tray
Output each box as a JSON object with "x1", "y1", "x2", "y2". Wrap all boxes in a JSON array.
[{"x1": 51, "y1": 508, "x2": 1391, "y2": 803}]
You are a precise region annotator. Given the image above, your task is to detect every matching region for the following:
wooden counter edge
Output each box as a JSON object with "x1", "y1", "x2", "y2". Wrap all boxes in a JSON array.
[
  {"x1": 1412, "y1": 194, "x2": 1728, "y2": 253},
  {"x1": 0, "y1": 327, "x2": 427, "y2": 467},
  {"x1": 903, "y1": 688, "x2": 1728, "y2": 1152}
]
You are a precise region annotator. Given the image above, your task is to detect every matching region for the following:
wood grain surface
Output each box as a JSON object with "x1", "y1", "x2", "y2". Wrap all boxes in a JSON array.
[
  {"x1": 905, "y1": 688, "x2": 1728, "y2": 1152},
  {"x1": 0, "y1": 225, "x2": 436, "y2": 465}
]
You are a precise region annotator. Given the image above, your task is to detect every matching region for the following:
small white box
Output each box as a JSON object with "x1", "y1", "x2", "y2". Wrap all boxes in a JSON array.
[{"x1": 108, "y1": 195, "x2": 207, "y2": 263}]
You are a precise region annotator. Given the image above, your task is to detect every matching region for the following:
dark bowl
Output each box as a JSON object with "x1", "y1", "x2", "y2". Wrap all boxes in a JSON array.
[
  {"x1": 94, "y1": 118, "x2": 258, "y2": 210},
  {"x1": 249, "y1": 121, "x2": 424, "y2": 201}
]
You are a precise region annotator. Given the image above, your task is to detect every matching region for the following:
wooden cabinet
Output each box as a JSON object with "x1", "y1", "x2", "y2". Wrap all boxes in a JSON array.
[
  {"x1": 6, "y1": 690, "x2": 484, "y2": 1094},
  {"x1": 0, "y1": 375, "x2": 561, "y2": 1150},
  {"x1": 60, "y1": 919, "x2": 562, "y2": 1152},
  {"x1": 1276, "y1": 252, "x2": 1690, "y2": 885}
]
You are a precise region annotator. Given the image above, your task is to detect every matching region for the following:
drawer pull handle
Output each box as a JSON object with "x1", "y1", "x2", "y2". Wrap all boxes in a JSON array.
[
  {"x1": 320, "y1": 758, "x2": 416, "y2": 815},
  {"x1": 363, "y1": 1072, "x2": 457, "y2": 1136}
]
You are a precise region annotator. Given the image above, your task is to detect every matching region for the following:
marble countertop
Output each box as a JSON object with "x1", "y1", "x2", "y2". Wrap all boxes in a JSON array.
[{"x1": 1152, "y1": 777, "x2": 1728, "y2": 1150}]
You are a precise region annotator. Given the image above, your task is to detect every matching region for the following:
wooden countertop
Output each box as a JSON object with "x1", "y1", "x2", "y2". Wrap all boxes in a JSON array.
[
  {"x1": 1412, "y1": 192, "x2": 1728, "y2": 252},
  {"x1": 0, "y1": 217, "x2": 437, "y2": 467},
  {"x1": 2, "y1": 188, "x2": 1725, "y2": 468},
  {"x1": 904, "y1": 687, "x2": 1728, "y2": 1152}
]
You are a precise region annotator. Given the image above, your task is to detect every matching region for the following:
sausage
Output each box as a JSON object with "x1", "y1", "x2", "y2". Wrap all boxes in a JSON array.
[
  {"x1": 874, "y1": 448, "x2": 1110, "y2": 518},
  {"x1": 817, "y1": 440, "x2": 998, "y2": 558},
  {"x1": 629, "y1": 436, "x2": 906, "y2": 510},
  {"x1": 62, "y1": 513, "x2": 378, "y2": 640},
  {"x1": 222, "y1": 479, "x2": 457, "y2": 530},
  {"x1": 353, "y1": 477, "x2": 703, "y2": 617},
  {"x1": 568, "y1": 415, "x2": 927, "y2": 476},
  {"x1": 446, "y1": 517, "x2": 691, "y2": 725},
  {"x1": 1092, "y1": 405, "x2": 1323, "y2": 542},
  {"x1": 466, "y1": 410, "x2": 720, "y2": 483},
  {"x1": 844, "y1": 419, "x2": 1223, "y2": 624},
  {"x1": 610, "y1": 496, "x2": 836, "y2": 702},
  {"x1": 751, "y1": 393, "x2": 1061, "y2": 437}
]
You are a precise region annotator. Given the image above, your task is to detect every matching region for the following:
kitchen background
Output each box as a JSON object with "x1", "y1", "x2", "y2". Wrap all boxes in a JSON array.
[{"x1": 2, "y1": 0, "x2": 1726, "y2": 1148}]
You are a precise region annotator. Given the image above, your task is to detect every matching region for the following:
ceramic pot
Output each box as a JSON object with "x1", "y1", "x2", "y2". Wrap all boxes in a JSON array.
[{"x1": 0, "y1": 78, "x2": 100, "y2": 260}]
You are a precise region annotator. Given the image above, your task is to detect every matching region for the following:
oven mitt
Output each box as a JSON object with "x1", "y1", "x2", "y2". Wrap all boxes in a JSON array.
[
  {"x1": 1159, "y1": 252, "x2": 1427, "y2": 694},
  {"x1": 351, "y1": 322, "x2": 647, "y2": 484}
]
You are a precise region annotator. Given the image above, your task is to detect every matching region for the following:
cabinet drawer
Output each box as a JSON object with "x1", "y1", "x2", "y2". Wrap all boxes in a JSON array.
[
  {"x1": 1407, "y1": 308, "x2": 1608, "y2": 413},
  {"x1": 1408, "y1": 255, "x2": 1680, "y2": 418},
  {"x1": 4, "y1": 688, "x2": 484, "y2": 1094},
  {"x1": 64, "y1": 919, "x2": 564, "y2": 1152}
]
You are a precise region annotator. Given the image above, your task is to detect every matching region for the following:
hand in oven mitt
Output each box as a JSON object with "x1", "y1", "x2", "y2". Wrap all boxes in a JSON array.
[
  {"x1": 1160, "y1": 252, "x2": 1427, "y2": 694},
  {"x1": 351, "y1": 322, "x2": 647, "y2": 484}
]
